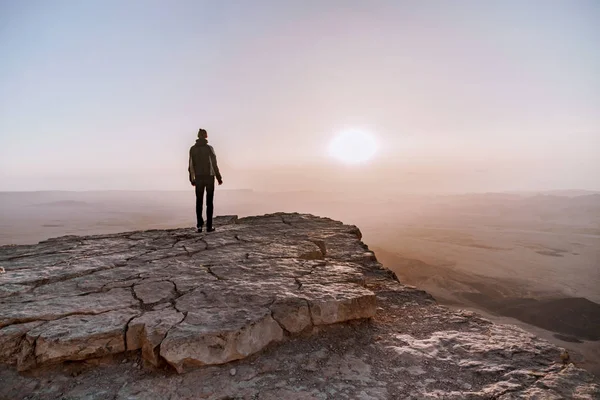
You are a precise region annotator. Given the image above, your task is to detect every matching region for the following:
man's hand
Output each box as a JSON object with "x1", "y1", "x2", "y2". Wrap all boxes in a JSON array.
[
  {"x1": 191, "y1": 181, "x2": 196, "y2": 186},
  {"x1": 217, "y1": 178, "x2": 223, "y2": 186}
]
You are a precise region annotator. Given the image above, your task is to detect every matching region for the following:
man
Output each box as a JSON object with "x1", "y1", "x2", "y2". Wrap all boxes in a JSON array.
[{"x1": 189, "y1": 128, "x2": 223, "y2": 232}]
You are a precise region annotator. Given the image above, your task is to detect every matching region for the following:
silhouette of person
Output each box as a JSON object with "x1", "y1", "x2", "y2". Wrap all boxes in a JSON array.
[{"x1": 189, "y1": 128, "x2": 222, "y2": 232}]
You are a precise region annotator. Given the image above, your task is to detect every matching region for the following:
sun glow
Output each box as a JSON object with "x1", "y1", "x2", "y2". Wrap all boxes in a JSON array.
[{"x1": 328, "y1": 130, "x2": 378, "y2": 165}]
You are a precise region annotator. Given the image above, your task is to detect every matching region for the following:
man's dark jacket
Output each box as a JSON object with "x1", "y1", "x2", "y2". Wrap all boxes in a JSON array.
[{"x1": 188, "y1": 138, "x2": 222, "y2": 184}]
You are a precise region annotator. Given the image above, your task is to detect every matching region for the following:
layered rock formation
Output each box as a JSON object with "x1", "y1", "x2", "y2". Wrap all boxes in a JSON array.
[
  {"x1": 0, "y1": 214, "x2": 377, "y2": 373},
  {"x1": 0, "y1": 213, "x2": 598, "y2": 399}
]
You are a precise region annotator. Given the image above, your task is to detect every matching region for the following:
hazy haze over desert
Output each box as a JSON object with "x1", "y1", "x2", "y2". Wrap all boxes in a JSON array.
[{"x1": 1, "y1": 0, "x2": 599, "y2": 374}]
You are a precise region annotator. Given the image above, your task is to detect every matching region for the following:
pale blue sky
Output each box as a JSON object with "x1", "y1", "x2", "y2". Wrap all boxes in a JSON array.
[{"x1": 1, "y1": 0, "x2": 598, "y2": 191}]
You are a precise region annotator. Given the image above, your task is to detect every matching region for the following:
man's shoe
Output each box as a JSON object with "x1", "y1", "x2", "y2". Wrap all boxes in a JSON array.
[
  {"x1": 206, "y1": 227, "x2": 215, "y2": 232},
  {"x1": 197, "y1": 227, "x2": 203, "y2": 233}
]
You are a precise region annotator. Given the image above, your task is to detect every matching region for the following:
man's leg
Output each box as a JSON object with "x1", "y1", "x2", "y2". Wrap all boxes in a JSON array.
[
  {"x1": 195, "y1": 183, "x2": 205, "y2": 229},
  {"x1": 206, "y1": 177, "x2": 215, "y2": 230}
]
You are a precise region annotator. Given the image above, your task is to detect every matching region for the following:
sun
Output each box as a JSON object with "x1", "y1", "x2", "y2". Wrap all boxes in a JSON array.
[{"x1": 328, "y1": 130, "x2": 378, "y2": 165}]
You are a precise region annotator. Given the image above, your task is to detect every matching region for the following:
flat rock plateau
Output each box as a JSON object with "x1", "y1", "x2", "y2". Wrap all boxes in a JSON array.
[{"x1": 0, "y1": 213, "x2": 598, "y2": 399}]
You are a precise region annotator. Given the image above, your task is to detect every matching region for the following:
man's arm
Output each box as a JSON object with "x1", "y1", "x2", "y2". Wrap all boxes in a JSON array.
[
  {"x1": 209, "y1": 146, "x2": 223, "y2": 184},
  {"x1": 188, "y1": 148, "x2": 196, "y2": 185}
]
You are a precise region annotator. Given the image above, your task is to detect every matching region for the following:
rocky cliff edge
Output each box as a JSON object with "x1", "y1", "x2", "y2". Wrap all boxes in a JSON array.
[{"x1": 0, "y1": 213, "x2": 598, "y2": 399}]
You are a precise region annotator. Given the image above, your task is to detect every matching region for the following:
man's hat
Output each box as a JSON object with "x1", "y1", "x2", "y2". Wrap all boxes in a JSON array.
[{"x1": 198, "y1": 128, "x2": 207, "y2": 138}]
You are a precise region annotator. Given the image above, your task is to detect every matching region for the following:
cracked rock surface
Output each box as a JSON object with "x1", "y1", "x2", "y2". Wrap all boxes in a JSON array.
[
  {"x1": 1, "y1": 213, "x2": 599, "y2": 399},
  {"x1": 0, "y1": 214, "x2": 377, "y2": 373}
]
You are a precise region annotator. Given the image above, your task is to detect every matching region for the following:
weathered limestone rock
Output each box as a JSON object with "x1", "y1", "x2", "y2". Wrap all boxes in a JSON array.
[
  {"x1": 300, "y1": 283, "x2": 377, "y2": 325},
  {"x1": 247, "y1": 240, "x2": 325, "y2": 260},
  {"x1": 0, "y1": 213, "x2": 377, "y2": 373},
  {"x1": 0, "y1": 283, "x2": 30, "y2": 299},
  {"x1": 271, "y1": 297, "x2": 312, "y2": 333},
  {"x1": 160, "y1": 307, "x2": 284, "y2": 373},
  {"x1": 126, "y1": 308, "x2": 184, "y2": 366},
  {"x1": 0, "y1": 254, "x2": 138, "y2": 287},
  {"x1": 297, "y1": 262, "x2": 365, "y2": 285},
  {"x1": 0, "y1": 321, "x2": 44, "y2": 365},
  {"x1": 209, "y1": 259, "x2": 316, "y2": 281},
  {"x1": 0, "y1": 288, "x2": 138, "y2": 328},
  {"x1": 18, "y1": 309, "x2": 140, "y2": 370},
  {"x1": 175, "y1": 279, "x2": 296, "y2": 311},
  {"x1": 133, "y1": 280, "x2": 175, "y2": 304}
]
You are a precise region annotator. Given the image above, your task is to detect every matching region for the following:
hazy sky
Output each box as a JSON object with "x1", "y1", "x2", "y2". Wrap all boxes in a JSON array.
[{"x1": 1, "y1": 0, "x2": 598, "y2": 192}]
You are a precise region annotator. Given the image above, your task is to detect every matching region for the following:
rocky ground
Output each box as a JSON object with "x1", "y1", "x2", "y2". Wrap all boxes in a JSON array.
[{"x1": 1, "y1": 213, "x2": 598, "y2": 399}]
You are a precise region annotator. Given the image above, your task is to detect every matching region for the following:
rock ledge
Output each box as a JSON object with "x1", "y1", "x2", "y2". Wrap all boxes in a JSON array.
[{"x1": 1, "y1": 213, "x2": 380, "y2": 373}]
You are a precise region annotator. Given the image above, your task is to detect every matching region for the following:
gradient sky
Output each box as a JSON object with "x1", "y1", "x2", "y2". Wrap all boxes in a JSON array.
[{"x1": 1, "y1": 0, "x2": 598, "y2": 192}]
